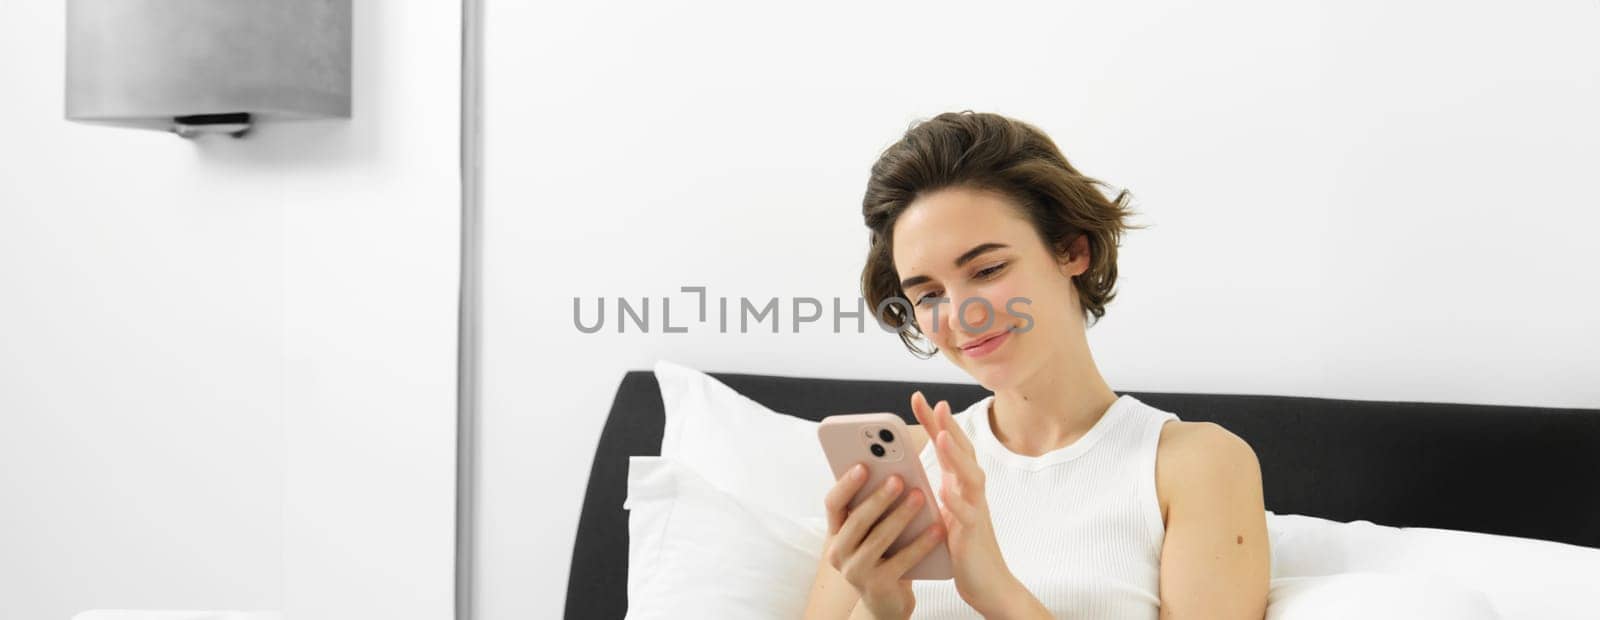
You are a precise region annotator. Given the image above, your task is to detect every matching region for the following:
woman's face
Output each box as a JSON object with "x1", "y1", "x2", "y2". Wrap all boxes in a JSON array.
[{"x1": 891, "y1": 186, "x2": 1088, "y2": 388}]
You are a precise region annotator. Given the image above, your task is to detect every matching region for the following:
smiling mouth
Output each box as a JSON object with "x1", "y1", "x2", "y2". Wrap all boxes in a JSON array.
[{"x1": 960, "y1": 331, "x2": 1006, "y2": 351}]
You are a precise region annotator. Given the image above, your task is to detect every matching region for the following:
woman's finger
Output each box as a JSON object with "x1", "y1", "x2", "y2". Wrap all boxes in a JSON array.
[
  {"x1": 823, "y1": 462, "x2": 869, "y2": 533},
  {"x1": 931, "y1": 429, "x2": 982, "y2": 511},
  {"x1": 834, "y1": 473, "x2": 907, "y2": 554},
  {"x1": 937, "y1": 429, "x2": 984, "y2": 487},
  {"x1": 939, "y1": 473, "x2": 976, "y2": 522},
  {"x1": 911, "y1": 391, "x2": 939, "y2": 438},
  {"x1": 881, "y1": 520, "x2": 945, "y2": 579},
  {"x1": 930, "y1": 428, "x2": 954, "y2": 475},
  {"x1": 857, "y1": 487, "x2": 925, "y2": 561},
  {"x1": 937, "y1": 399, "x2": 976, "y2": 458}
]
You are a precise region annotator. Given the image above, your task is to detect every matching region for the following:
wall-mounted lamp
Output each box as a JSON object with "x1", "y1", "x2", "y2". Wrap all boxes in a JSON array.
[{"x1": 65, "y1": 0, "x2": 351, "y2": 139}]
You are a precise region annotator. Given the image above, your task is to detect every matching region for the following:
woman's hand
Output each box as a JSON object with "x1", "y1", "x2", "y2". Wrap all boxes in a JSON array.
[
  {"x1": 912, "y1": 391, "x2": 1027, "y2": 616},
  {"x1": 822, "y1": 458, "x2": 948, "y2": 620}
]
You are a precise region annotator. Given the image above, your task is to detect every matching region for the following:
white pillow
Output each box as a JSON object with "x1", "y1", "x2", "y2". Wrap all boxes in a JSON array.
[
  {"x1": 1266, "y1": 512, "x2": 1600, "y2": 619},
  {"x1": 1266, "y1": 572, "x2": 1499, "y2": 620},
  {"x1": 650, "y1": 360, "x2": 1600, "y2": 618},
  {"x1": 623, "y1": 455, "x2": 829, "y2": 619},
  {"x1": 654, "y1": 359, "x2": 838, "y2": 520}
]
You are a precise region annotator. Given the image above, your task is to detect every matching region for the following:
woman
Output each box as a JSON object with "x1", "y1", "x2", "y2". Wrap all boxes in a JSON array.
[{"x1": 802, "y1": 111, "x2": 1270, "y2": 619}]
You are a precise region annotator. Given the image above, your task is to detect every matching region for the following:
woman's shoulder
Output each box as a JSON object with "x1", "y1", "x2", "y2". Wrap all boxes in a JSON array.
[
  {"x1": 1156, "y1": 421, "x2": 1256, "y2": 470},
  {"x1": 1155, "y1": 420, "x2": 1261, "y2": 522}
]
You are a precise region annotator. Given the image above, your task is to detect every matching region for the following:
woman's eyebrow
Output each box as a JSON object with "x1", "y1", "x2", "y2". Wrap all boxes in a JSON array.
[{"x1": 899, "y1": 242, "x2": 1010, "y2": 290}]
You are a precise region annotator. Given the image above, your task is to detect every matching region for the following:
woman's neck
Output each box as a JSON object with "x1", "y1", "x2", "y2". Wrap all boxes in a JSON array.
[{"x1": 987, "y1": 348, "x2": 1119, "y2": 457}]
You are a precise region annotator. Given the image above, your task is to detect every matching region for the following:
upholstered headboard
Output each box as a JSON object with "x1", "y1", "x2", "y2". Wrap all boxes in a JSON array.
[{"x1": 565, "y1": 369, "x2": 1600, "y2": 619}]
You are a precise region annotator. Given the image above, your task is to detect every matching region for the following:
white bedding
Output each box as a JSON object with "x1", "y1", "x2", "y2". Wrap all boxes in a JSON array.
[
  {"x1": 637, "y1": 359, "x2": 1600, "y2": 619},
  {"x1": 1267, "y1": 511, "x2": 1600, "y2": 619}
]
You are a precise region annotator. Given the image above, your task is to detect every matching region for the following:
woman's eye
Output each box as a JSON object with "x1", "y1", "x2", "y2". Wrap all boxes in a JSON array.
[{"x1": 914, "y1": 264, "x2": 1004, "y2": 307}]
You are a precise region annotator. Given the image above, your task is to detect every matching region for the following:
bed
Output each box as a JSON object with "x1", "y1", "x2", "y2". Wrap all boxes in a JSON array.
[{"x1": 566, "y1": 367, "x2": 1600, "y2": 618}]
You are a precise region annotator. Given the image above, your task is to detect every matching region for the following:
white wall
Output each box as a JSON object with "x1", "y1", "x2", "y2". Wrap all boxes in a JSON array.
[
  {"x1": 0, "y1": 2, "x2": 459, "y2": 619},
  {"x1": 479, "y1": 0, "x2": 1600, "y2": 617}
]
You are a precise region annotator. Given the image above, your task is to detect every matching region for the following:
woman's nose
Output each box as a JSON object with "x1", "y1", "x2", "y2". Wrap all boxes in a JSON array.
[{"x1": 949, "y1": 293, "x2": 994, "y2": 335}]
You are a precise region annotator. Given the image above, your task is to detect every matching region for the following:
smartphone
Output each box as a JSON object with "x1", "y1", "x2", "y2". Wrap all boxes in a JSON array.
[{"x1": 817, "y1": 412, "x2": 953, "y2": 580}]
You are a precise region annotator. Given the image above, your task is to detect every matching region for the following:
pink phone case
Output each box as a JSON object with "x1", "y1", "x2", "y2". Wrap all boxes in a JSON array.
[{"x1": 817, "y1": 412, "x2": 953, "y2": 580}]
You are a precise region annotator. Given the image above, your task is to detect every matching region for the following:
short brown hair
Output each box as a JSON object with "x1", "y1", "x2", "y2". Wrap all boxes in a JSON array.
[{"x1": 860, "y1": 110, "x2": 1147, "y2": 358}]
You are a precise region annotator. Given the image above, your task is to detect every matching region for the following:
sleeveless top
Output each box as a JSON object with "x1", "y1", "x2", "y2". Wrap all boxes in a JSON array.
[{"x1": 909, "y1": 393, "x2": 1180, "y2": 619}]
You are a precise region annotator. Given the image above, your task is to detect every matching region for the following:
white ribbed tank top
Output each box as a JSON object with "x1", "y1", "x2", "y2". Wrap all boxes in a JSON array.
[{"x1": 909, "y1": 393, "x2": 1180, "y2": 619}]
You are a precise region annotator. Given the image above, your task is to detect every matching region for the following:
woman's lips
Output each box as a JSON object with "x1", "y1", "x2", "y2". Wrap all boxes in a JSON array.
[{"x1": 960, "y1": 330, "x2": 1011, "y2": 359}]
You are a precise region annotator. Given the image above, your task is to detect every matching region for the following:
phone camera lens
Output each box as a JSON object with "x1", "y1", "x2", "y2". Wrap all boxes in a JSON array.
[
  {"x1": 878, "y1": 429, "x2": 895, "y2": 443},
  {"x1": 870, "y1": 443, "x2": 886, "y2": 457}
]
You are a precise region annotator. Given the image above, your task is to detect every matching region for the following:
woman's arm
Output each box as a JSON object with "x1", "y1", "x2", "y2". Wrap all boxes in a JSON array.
[
  {"x1": 976, "y1": 577, "x2": 1051, "y2": 619},
  {"x1": 804, "y1": 539, "x2": 914, "y2": 620},
  {"x1": 1154, "y1": 422, "x2": 1271, "y2": 619},
  {"x1": 803, "y1": 532, "x2": 863, "y2": 619}
]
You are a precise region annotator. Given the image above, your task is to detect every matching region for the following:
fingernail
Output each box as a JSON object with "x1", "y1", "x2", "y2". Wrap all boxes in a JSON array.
[{"x1": 851, "y1": 464, "x2": 865, "y2": 479}]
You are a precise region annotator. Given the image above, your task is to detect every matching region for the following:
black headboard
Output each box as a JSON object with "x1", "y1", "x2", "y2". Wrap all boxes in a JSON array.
[{"x1": 565, "y1": 369, "x2": 1600, "y2": 619}]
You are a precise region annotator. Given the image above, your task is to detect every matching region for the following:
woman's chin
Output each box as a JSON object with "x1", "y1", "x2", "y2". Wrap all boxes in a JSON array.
[
  {"x1": 964, "y1": 339, "x2": 1030, "y2": 387},
  {"x1": 964, "y1": 354, "x2": 1011, "y2": 384}
]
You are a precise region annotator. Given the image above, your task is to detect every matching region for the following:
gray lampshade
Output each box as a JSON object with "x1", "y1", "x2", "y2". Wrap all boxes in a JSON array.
[{"x1": 65, "y1": 0, "x2": 351, "y2": 134}]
